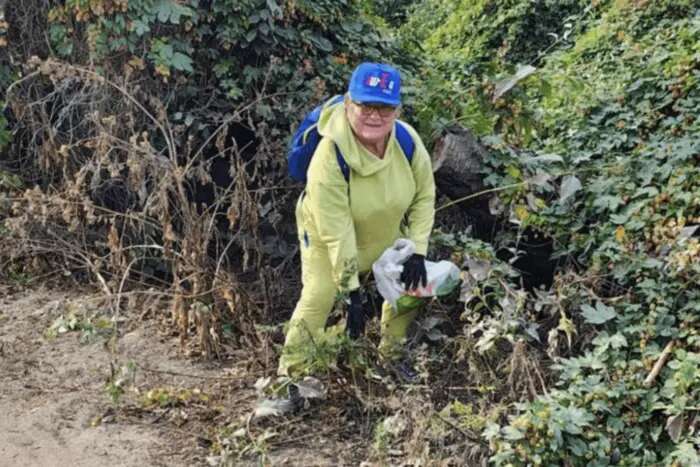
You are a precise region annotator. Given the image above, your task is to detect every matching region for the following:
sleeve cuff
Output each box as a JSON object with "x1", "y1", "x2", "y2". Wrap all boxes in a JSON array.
[{"x1": 412, "y1": 239, "x2": 429, "y2": 256}]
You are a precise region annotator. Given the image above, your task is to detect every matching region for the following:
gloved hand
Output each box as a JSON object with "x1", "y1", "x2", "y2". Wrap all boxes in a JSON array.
[
  {"x1": 345, "y1": 290, "x2": 366, "y2": 339},
  {"x1": 401, "y1": 253, "x2": 427, "y2": 291}
]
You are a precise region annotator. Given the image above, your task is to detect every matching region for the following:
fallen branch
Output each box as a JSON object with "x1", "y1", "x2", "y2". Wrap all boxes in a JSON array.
[{"x1": 643, "y1": 340, "x2": 675, "y2": 388}]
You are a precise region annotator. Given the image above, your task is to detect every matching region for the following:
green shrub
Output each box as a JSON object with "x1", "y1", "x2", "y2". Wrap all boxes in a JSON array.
[{"x1": 406, "y1": 1, "x2": 700, "y2": 464}]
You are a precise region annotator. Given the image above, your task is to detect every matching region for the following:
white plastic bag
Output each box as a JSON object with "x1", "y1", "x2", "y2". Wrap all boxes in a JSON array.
[{"x1": 372, "y1": 238, "x2": 460, "y2": 309}]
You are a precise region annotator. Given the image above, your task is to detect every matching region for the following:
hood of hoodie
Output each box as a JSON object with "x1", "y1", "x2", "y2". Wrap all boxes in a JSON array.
[{"x1": 316, "y1": 99, "x2": 393, "y2": 177}]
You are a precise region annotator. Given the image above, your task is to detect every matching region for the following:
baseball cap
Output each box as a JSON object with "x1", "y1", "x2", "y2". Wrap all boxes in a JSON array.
[{"x1": 347, "y1": 62, "x2": 401, "y2": 106}]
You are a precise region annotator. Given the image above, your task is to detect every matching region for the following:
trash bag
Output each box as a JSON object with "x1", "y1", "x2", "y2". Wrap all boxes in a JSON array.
[{"x1": 372, "y1": 238, "x2": 460, "y2": 309}]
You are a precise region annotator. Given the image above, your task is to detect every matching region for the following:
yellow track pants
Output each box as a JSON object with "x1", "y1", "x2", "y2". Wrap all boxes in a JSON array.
[{"x1": 277, "y1": 208, "x2": 418, "y2": 377}]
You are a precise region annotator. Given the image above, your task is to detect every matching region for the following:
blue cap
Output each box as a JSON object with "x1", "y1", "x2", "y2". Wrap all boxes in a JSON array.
[{"x1": 348, "y1": 62, "x2": 401, "y2": 106}]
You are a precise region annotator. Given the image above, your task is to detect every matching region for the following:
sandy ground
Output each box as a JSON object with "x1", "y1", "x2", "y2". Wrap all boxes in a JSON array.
[
  {"x1": 0, "y1": 283, "x2": 363, "y2": 467},
  {"x1": 0, "y1": 282, "x2": 385, "y2": 467},
  {"x1": 0, "y1": 284, "x2": 246, "y2": 467}
]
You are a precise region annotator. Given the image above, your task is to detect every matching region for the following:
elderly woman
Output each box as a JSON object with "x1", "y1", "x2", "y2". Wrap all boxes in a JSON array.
[{"x1": 279, "y1": 62, "x2": 435, "y2": 377}]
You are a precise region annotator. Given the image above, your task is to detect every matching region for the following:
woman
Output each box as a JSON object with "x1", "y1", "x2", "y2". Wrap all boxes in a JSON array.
[{"x1": 279, "y1": 62, "x2": 435, "y2": 377}]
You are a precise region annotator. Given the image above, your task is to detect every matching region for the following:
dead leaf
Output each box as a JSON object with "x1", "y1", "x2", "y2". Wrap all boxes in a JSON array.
[
  {"x1": 492, "y1": 65, "x2": 537, "y2": 101},
  {"x1": 666, "y1": 414, "x2": 684, "y2": 443},
  {"x1": 466, "y1": 257, "x2": 492, "y2": 281},
  {"x1": 295, "y1": 377, "x2": 325, "y2": 399},
  {"x1": 253, "y1": 398, "x2": 294, "y2": 418},
  {"x1": 615, "y1": 226, "x2": 626, "y2": 243},
  {"x1": 382, "y1": 414, "x2": 408, "y2": 437},
  {"x1": 254, "y1": 376, "x2": 271, "y2": 395}
]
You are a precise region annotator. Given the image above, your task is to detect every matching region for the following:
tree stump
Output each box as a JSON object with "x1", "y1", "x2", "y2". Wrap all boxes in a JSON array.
[
  {"x1": 432, "y1": 126, "x2": 496, "y2": 241},
  {"x1": 432, "y1": 126, "x2": 488, "y2": 203}
]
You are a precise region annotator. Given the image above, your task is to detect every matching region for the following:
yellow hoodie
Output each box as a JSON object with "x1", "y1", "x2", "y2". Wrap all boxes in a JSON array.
[{"x1": 298, "y1": 98, "x2": 436, "y2": 292}]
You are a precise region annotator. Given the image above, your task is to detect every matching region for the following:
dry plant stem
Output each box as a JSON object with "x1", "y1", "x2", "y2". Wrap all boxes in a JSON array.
[
  {"x1": 643, "y1": 340, "x2": 675, "y2": 387},
  {"x1": 114, "y1": 256, "x2": 141, "y2": 316},
  {"x1": 1, "y1": 196, "x2": 165, "y2": 230},
  {"x1": 436, "y1": 182, "x2": 527, "y2": 212},
  {"x1": 6, "y1": 59, "x2": 287, "y2": 357},
  {"x1": 532, "y1": 362, "x2": 549, "y2": 396},
  {"x1": 3, "y1": 70, "x2": 41, "y2": 102},
  {"x1": 49, "y1": 62, "x2": 194, "y2": 231},
  {"x1": 435, "y1": 413, "x2": 482, "y2": 443},
  {"x1": 43, "y1": 232, "x2": 113, "y2": 297},
  {"x1": 134, "y1": 362, "x2": 252, "y2": 381},
  {"x1": 29, "y1": 60, "x2": 176, "y2": 162}
]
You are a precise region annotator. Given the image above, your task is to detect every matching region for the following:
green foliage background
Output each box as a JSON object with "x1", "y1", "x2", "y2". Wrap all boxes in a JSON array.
[
  {"x1": 44, "y1": 0, "x2": 416, "y2": 133},
  {"x1": 402, "y1": 0, "x2": 700, "y2": 464}
]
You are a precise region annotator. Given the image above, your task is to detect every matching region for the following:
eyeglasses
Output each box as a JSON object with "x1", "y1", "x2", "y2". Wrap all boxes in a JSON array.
[{"x1": 351, "y1": 101, "x2": 398, "y2": 118}]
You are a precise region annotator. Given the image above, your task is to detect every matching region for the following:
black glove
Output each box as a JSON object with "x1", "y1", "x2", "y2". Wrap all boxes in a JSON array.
[
  {"x1": 401, "y1": 254, "x2": 427, "y2": 291},
  {"x1": 345, "y1": 290, "x2": 366, "y2": 339}
]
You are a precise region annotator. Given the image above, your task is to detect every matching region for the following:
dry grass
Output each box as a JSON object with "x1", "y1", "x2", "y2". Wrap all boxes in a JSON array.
[{"x1": 2, "y1": 56, "x2": 296, "y2": 358}]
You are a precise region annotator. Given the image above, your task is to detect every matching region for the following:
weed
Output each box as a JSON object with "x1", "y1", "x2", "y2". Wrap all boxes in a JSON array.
[
  {"x1": 213, "y1": 422, "x2": 274, "y2": 466},
  {"x1": 105, "y1": 360, "x2": 136, "y2": 405},
  {"x1": 45, "y1": 310, "x2": 113, "y2": 344},
  {"x1": 140, "y1": 386, "x2": 209, "y2": 409}
]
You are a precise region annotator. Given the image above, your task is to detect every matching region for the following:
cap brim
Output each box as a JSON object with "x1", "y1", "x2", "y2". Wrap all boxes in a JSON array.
[{"x1": 349, "y1": 91, "x2": 400, "y2": 107}]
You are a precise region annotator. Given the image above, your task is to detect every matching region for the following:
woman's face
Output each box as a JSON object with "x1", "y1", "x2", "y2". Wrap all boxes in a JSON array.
[{"x1": 346, "y1": 99, "x2": 399, "y2": 146}]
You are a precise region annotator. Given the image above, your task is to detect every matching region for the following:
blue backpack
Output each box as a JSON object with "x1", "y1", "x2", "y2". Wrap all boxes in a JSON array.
[{"x1": 287, "y1": 95, "x2": 415, "y2": 183}]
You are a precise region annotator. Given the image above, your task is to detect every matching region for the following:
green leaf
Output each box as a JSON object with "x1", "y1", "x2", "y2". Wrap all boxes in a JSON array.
[
  {"x1": 155, "y1": 0, "x2": 173, "y2": 23},
  {"x1": 609, "y1": 332, "x2": 628, "y2": 349},
  {"x1": 132, "y1": 19, "x2": 151, "y2": 36},
  {"x1": 171, "y1": 52, "x2": 193, "y2": 72},
  {"x1": 581, "y1": 302, "x2": 616, "y2": 325},
  {"x1": 157, "y1": 42, "x2": 174, "y2": 60},
  {"x1": 245, "y1": 29, "x2": 257, "y2": 43},
  {"x1": 502, "y1": 425, "x2": 525, "y2": 441},
  {"x1": 493, "y1": 64, "x2": 537, "y2": 100},
  {"x1": 666, "y1": 414, "x2": 684, "y2": 443},
  {"x1": 593, "y1": 195, "x2": 624, "y2": 212},
  {"x1": 310, "y1": 34, "x2": 333, "y2": 52},
  {"x1": 153, "y1": 0, "x2": 193, "y2": 24},
  {"x1": 482, "y1": 422, "x2": 500, "y2": 440},
  {"x1": 526, "y1": 153, "x2": 564, "y2": 164},
  {"x1": 560, "y1": 175, "x2": 582, "y2": 201},
  {"x1": 266, "y1": 0, "x2": 283, "y2": 18}
]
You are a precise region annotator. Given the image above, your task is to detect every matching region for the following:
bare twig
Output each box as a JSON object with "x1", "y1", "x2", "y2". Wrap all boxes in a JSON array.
[
  {"x1": 643, "y1": 340, "x2": 676, "y2": 387},
  {"x1": 436, "y1": 182, "x2": 527, "y2": 212}
]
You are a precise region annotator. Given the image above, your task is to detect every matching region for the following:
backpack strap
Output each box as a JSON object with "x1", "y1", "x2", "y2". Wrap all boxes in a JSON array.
[
  {"x1": 325, "y1": 96, "x2": 351, "y2": 180},
  {"x1": 333, "y1": 121, "x2": 416, "y2": 183},
  {"x1": 395, "y1": 121, "x2": 415, "y2": 164}
]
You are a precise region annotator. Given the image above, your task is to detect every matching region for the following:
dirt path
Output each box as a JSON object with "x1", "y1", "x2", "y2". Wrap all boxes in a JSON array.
[
  {"x1": 0, "y1": 284, "x2": 256, "y2": 467},
  {"x1": 0, "y1": 283, "x2": 378, "y2": 466}
]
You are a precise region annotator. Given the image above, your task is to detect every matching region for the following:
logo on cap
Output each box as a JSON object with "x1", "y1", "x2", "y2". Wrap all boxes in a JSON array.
[{"x1": 364, "y1": 72, "x2": 395, "y2": 93}]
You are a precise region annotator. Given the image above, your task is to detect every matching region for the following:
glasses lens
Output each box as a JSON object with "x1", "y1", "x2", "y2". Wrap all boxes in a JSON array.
[{"x1": 354, "y1": 101, "x2": 396, "y2": 117}]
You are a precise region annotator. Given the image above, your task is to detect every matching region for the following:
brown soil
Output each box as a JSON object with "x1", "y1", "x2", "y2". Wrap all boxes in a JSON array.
[
  {"x1": 0, "y1": 283, "x2": 370, "y2": 467},
  {"x1": 0, "y1": 283, "x2": 258, "y2": 467}
]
